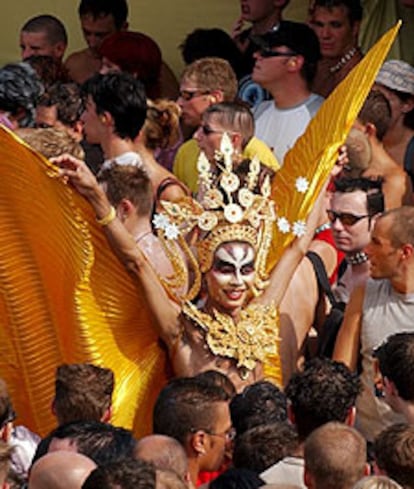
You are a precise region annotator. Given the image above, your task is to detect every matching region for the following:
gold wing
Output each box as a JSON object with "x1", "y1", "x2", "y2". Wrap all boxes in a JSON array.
[
  {"x1": 267, "y1": 22, "x2": 401, "y2": 269},
  {"x1": 0, "y1": 127, "x2": 167, "y2": 437}
]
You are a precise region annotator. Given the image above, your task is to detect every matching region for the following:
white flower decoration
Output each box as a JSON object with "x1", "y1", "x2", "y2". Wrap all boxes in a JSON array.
[
  {"x1": 221, "y1": 172, "x2": 240, "y2": 193},
  {"x1": 292, "y1": 220, "x2": 307, "y2": 237},
  {"x1": 224, "y1": 203, "x2": 243, "y2": 223},
  {"x1": 164, "y1": 223, "x2": 180, "y2": 240},
  {"x1": 277, "y1": 217, "x2": 290, "y2": 234},
  {"x1": 238, "y1": 188, "x2": 254, "y2": 208},
  {"x1": 295, "y1": 176, "x2": 309, "y2": 193},
  {"x1": 152, "y1": 213, "x2": 170, "y2": 230},
  {"x1": 198, "y1": 212, "x2": 218, "y2": 231}
]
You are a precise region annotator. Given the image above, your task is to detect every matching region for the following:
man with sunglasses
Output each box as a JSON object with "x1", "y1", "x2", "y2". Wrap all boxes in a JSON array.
[
  {"x1": 334, "y1": 205, "x2": 414, "y2": 444},
  {"x1": 330, "y1": 177, "x2": 384, "y2": 303},
  {"x1": 252, "y1": 20, "x2": 323, "y2": 165}
]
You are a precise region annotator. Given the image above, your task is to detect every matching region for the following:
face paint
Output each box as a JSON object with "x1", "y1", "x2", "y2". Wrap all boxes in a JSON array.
[{"x1": 205, "y1": 242, "x2": 255, "y2": 315}]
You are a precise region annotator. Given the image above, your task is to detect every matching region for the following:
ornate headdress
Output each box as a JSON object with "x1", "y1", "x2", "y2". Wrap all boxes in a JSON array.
[{"x1": 153, "y1": 134, "x2": 277, "y2": 301}]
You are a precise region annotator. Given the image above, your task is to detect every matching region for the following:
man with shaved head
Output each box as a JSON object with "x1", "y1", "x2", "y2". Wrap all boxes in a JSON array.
[{"x1": 29, "y1": 451, "x2": 96, "y2": 489}]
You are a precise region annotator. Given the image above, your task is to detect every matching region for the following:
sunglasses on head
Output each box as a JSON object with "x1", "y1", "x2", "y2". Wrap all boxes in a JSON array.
[
  {"x1": 327, "y1": 210, "x2": 370, "y2": 226},
  {"x1": 258, "y1": 48, "x2": 298, "y2": 58}
]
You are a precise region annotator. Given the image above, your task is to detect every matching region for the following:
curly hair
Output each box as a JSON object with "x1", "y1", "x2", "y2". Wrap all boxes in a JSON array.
[
  {"x1": 144, "y1": 99, "x2": 181, "y2": 150},
  {"x1": 285, "y1": 357, "x2": 361, "y2": 440}
]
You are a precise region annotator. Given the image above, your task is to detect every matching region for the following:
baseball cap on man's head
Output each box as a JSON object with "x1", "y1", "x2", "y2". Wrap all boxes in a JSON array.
[
  {"x1": 375, "y1": 60, "x2": 414, "y2": 95},
  {"x1": 252, "y1": 21, "x2": 321, "y2": 64}
]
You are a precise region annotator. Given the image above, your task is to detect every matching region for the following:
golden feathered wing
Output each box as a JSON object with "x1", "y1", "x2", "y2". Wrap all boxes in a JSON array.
[
  {"x1": 267, "y1": 21, "x2": 401, "y2": 269},
  {"x1": 0, "y1": 22, "x2": 400, "y2": 437}
]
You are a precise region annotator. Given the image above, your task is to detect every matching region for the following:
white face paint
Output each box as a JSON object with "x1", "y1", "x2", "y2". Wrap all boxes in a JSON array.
[{"x1": 205, "y1": 242, "x2": 256, "y2": 315}]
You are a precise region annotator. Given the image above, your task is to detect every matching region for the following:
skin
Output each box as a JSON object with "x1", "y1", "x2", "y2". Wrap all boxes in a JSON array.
[
  {"x1": 176, "y1": 76, "x2": 216, "y2": 128},
  {"x1": 309, "y1": 5, "x2": 359, "y2": 59},
  {"x1": 80, "y1": 14, "x2": 118, "y2": 55},
  {"x1": 20, "y1": 31, "x2": 66, "y2": 60},
  {"x1": 80, "y1": 96, "x2": 105, "y2": 146},
  {"x1": 204, "y1": 243, "x2": 255, "y2": 317}
]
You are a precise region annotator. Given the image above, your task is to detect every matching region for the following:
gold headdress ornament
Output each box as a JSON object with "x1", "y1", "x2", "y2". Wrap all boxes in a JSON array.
[{"x1": 153, "y1": 133, "x2": 276, "y2": 300}]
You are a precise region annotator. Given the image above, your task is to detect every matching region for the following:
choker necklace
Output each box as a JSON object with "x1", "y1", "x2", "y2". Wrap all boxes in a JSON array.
[
  {"x1": 315, "y1": 222, "x2": 331, "y2": 236},
  {"x1": 330, "y1": 47, "x2": 358, "y2": 73},
  {"x1": 346, "y1": 251, "x2": 368, "y2": 265}
]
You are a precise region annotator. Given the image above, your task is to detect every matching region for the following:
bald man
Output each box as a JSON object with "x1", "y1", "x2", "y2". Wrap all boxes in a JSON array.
[
  {"x1": 29, "y1": 451, "x2": 96, "y2": 489},
  {"x1": 135, "y1": 435, "x2": 189, "y2": 485}
]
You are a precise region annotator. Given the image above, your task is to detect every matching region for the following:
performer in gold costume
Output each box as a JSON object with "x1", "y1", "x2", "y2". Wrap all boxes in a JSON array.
[{"x1": 0, "y1": 23, "x2": 399, "y2": 437}]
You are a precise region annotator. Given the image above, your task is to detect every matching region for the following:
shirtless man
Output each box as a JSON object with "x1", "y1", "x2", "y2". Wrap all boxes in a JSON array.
[{"x1": 54, "y1": 145, "x2": 325, "y2": 391}]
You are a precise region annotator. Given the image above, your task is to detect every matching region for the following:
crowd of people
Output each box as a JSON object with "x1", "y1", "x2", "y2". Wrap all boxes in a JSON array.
[{"x1": 0, "y1": 0, "x2": 414, "y2": 488}]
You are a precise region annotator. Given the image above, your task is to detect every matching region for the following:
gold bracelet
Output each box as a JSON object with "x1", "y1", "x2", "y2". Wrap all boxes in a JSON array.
[{"x1": 96, "y1": 206, "x2": 116, "y2": 226}]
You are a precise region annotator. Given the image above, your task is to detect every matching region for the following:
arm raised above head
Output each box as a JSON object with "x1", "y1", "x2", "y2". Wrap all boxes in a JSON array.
[{"x1": 52, "y1": 154, "x2": 182, "y2": 349}]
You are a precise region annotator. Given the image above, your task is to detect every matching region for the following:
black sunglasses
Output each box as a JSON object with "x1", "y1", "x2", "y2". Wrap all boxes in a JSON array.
[
  {"x1": 259, "y1": 48, "x2": 298, "y2": 58},
  {"x1": 327, "y1": 210, "x2": 370, "y2": 226}
]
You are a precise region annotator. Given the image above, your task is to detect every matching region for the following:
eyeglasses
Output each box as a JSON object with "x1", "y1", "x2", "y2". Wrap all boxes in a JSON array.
[
  {"x1": 258, "y1": 48, "x2": 298, "y2": 58},
  {"x1": 178, "y1": 89, "x2": 210, "y2": 101},
  {"x1": 327, "y1": 210, "x2": 370, "y2": 226},
  {"x1": 207, "y1": 427, "x2": 236, "y2": 442}
]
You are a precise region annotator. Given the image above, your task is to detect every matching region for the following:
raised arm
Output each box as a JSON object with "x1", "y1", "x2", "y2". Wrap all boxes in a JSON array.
[
  {"x1": 333, "y1": 285, "x2": 365, "y2": 371},
  {"x1": 52, "y1": 154, "x2": 182, "y2": 350}
]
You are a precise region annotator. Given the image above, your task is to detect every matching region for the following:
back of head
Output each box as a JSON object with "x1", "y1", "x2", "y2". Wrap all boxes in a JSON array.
[
  {"x1": 82, "y1": 458, "x2": 155, "y2": 489},
  {"x1": 97, "y1": 164, "x2": 153, "y2": 217},
  {"x1": 181, "y1": 57, "x2": 238, "y2": 102},
  {"x1": 203, "y1": 102, "x2": 254, "y2": 149},
  {"x1": 153, "y1": 377, "x2": 230, "y2": 445},
  {"x1": 78, "y1": 0, "x2": 128, "y2": 30},
  {"x1": 21, "y1": 15, "x2": 68, "y2": 47},
  {"x1": 209, "y1": 468, "x2": 264, "y2": 489},
  {"x1": 230, "y1": 381, "x2": 287, "y2": 436},
  {"x1": 144, "y1": 100, "x2": 181, "y2": 150},
  {"x1": 233, "y1": 422, "x2": 298, "y2": 473},
  {"x1": 285, "y1": 358, "x2": 361, "y2": 440},
  {"x1": 50, "y1": 420, "x2": 136, "y2": 466},
  {"x1": 155, "y1": 469, "x2": 187, "y2": 489},
  {"x1": 17, "y1": 127, "x2": 85, "y2": 160},
  {"x1": 375, "y1": 332, "x2": 414, "y2": 402},
  {"x1": 180, "y1": 28, "x2": 243, "y2": 78},
  {"x1": 82, "y1": 72, "x2": 147, "y2": 140},
  {"x1": 29, "y1": 451, "x2": 96, "y2": 489},
  {"x1": 25, "y1": 55, "x2": 69, "y2": 89},
  {"x1": 374, "y1": 423, "x2": 414, "y2": 488},
  {"x1": 343, "y1": 128, "x2": 372, "y2": 177},
  {"x1": 99, "y1": 32, "x2": 162, "y2": 99},
  {"x1": 54, "y1": 363, "x2": 114, "y2": 425},
  {"x1": 40, "y1": 82, "x2": 84, "y2": 128},
  {"x1": 353, "y1": 476, "x2": 403, "y2": 489},
  {"x1": 304, "y1": 422, "x2": 366, "y2": 489},
  {"x1": 309, "y1": 0, "x2": 363, "y2": 24},
  {"x1": 135, "y1": 435, "x2": 188, "y2": 481},
  {"x1": 378, "y1": 206, "x2": 414, "y2": 248},
  {"x1": 358, "y1": 90, "x2": 392, "y2": 141},
  {"x1": 0, "y1": 62, "x2": 44, "y2": 128}
]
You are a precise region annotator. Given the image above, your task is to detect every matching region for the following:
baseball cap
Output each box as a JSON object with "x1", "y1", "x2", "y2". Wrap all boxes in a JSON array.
[
  {"x1": 376, "y1": 60, "x2": 414, "y2": 95},
  {"x1": 251, "y1": 21, "x2": 321, "y2": 64}
]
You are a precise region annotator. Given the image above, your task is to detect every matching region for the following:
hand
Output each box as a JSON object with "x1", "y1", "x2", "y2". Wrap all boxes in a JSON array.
[
  {"x1": 331, "y1": 145, "x2": 349, "y2": 178},
  {"x1": 51, "y1": 153, "x2": 100, "y2": 200},
  {"x1": 231, "y1": 16, "x2": 249, "y2": 52}
]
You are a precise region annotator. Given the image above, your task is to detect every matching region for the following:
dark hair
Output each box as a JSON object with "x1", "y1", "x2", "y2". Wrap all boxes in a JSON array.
[
  {"x1": 82, "y1": 458, "x2": 155, "y2": 489},
  {"x1": 309, "y1": 0, "x2": 363, "y2": 24},
  {"x1": 233, "y1": 422, "x2": 298, "y2": 473},
  {"x1": 54, "y1": 363, "x2": 114, "y2": 425},
  {"x1": 21, "y1": 15, "x2": 68, "y2": 45},
  {"x1": 230, "y1": 381, "x2": 287, "y2": 436},
  {"x1": 386, "y1": 88, "x2": 414, "y2": 130},
  {"x1": 285, "y1": 358, "x2": 361, "y2": 440},
  {"x1": 210, "y1": 468, "x2": 264, "y2": 489},
  {"x1": 38, "y1": 82, "x2": 83, "y2": 126},
  {"x1": 50, "y1": 421, "x2": 136, "y2": 465},
  {"x1": 0, "y1": 62, "x2": 44, "y2": 127},
  {"x1": 194, "y1": 370, "x2": 237, "y2": 398},
  {"x1": 358, "y1": 91, "x2": 392, "y2": 141},
  {"x1": 82, "y1": 72, "x2": 147, "y2": 140},
  {"x1": 25, "y1": 56, "x2": 70, "y2": 89},
  {"x1": 153, "y1": 377, "x2": 230, "y2": 445},
  {"x1": 333, "y1": 177, "x2": 384, "y2": 217},
  {"x1": 97, "y1": 165, "x2": 153, "y2": 216},
  {"x1": 375, "y1": 333, "x2": 414, "y2": 402},
  {"x1": 374, "y1": 423, "x2": 414, "y2": 488},
  {"x1": 180, "y1": 28, "x2": 244, "y2": 79},
  {"x1": 78, "y1": 0, "x2": 128, "y2": 30}
]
